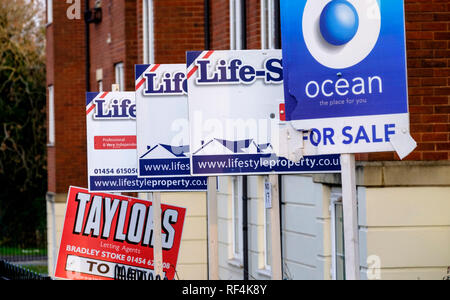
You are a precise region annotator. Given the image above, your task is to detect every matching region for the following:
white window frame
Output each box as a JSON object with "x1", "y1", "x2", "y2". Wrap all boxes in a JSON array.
[
  {"x1": 227, "y1": 2, "x2": 245, "y2": 269},
  {"x1": 229, "y1": 0, "x2": 244, "y2": 50},
  {"x1": 330, "y1": 187, "x2": 345, "y2": 280},
  {"x1": 143, "y1": 0, "x2": 155, "y2": 64},
  {"x1": 229, "y1": 176, "x2": 244, "y2": 267},
  {"x1": 260, "y1": 0, "x2": 276, "y2": 50},
  {"x1": 47, "y1": 0, "x2": 53, "y2": 25},
  {"x1": 260, "y1": 177, "x2": 272, "y2": 276},
  {"x1": 47, "y1": 85, "x2": 55, "y2": 146},
  {"x1": 114, "y1": 62, "x2": 125, "y2": 91},
  {"x1": 98, "y1": 80, "x2": 103, "y2": 92}
]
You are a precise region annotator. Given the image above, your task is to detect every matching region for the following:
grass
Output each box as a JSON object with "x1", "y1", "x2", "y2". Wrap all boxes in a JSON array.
[{"x1": 21, "y1": 264, "x2": 49, "y2": 276}]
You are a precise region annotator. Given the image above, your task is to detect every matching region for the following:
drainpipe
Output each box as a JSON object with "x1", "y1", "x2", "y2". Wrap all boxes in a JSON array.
[
  {"x1": 241, "y1": 0, "x2": 249, "y2": 281},
  {"x1": 242, "y1": 176, "x2": 249, "y2": 280},
  {"x1": 275, "y1": 1, "x2": 283, "y2": 278},
  {"x1": 204, "y1": 0, "x2": 211, "y2": 50},
  {"x1": 84, "y1": 0, "x2": 91, "y2": 92},
  {"x1": 241, "y1": 0, "x2": 247, "y2": 49},
  {"x1": 278, "y1": 174, "x2": 284, "y2": 278}
]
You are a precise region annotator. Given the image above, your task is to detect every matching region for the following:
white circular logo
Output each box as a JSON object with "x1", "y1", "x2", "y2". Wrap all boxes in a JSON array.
[{"x1": 302, "y1": 0, "x2": 381, "y2": 69}]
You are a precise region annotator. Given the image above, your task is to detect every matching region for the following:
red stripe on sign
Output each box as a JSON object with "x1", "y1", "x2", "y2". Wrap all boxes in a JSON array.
[
  {"x1": 203, "y1": 50, "x2": 214, "y2": 59},
  {"x1": 187, "y1": 66, "x2": 198, "y2": 79},
  {"x1": 187, "y1": 51, "x2": 213, "y2": 79},
  {"x1": 150, "y1": 64, "x2": 160, "y2": 72},
  {"x1": 100, "y1": 92, "x2": 109, "y2": 99},
  {"x1": 279, "y1": 103, "x2": 286, "y2": 121},
  {"x1": 86, "y1": 104, "x2": 96, "y2": 116},
  {"x1": 136, "y1": 78, "x2": 146, "y2": 90},
  {"x1": 94, "y1": 136, "x2": 137, "y2": 150}
]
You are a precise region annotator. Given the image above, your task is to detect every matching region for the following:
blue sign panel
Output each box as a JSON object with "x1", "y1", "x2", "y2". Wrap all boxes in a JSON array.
[
  {"x1": 282, "y1": 0, "x2": 408, "y2": 121},
  {"x1": 281, "y1": 0, "x2": 414, "y2": 156}
]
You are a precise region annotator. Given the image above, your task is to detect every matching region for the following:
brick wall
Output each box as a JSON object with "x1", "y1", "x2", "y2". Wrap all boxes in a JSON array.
[
  {"x1": 366, "y1": 0, "x2": 450, "y2": 161},
  {"x1": 137, "y1": 0, "x2": 144, "y2": 64},
  {"x1": 89, "y1": 0, "x2": 137, "y2": 91},
  {"x1": 153, "y1": 0, "x2": 206, "y2": 63},
  {"x1": 209, "y1": 0, "x2": 261, "y2": 50},
  {"x1": 404, "y1": 0, "x2": 450, "y2": 161},
  {"x1": 47, "y1": 0, "x2": 139, "y2": 193},
  {"x1": 137, "y1": 0, "x2": 206, "y2": 64},
  {"x1": 47, "y1": 0, "x2": 87, "y2": 193},
  {"x1": 246, "y1": 0, "x2": 261, "y2": 49},
  {"x1": 124, "y1": 0, "x2": 139, "y2": 90},
  {"x1": 210, "y1": 0, "x2": 230, "y2": 50}
]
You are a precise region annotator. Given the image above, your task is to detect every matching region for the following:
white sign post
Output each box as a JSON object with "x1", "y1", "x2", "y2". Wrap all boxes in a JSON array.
[
  {"x1": 268, "y1": 175, "x2": 282, "y2": 280},
  {"x1": 340, "y1": 153, "x2": 359, "y2": 280},
  {"x1": 150, "y1": 192, "x2": 164, "y2": 278},
  {"x1": 207, "y1": 177, "x2": 219, "y2": 280}
]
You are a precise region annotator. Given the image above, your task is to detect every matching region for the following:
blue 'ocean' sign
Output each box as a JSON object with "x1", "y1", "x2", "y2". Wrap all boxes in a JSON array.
[{"x1": 281, "y1": 0, "x2": 415, "y2": 156}]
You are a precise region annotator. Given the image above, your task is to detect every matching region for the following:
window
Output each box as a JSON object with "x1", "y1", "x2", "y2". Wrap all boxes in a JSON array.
[
  {"x1": 98, "y1": 80, "x2": 103, "y2": 92},
  {"x1": 230, "y1": 176, "x2": 243, "y2": 266},
  {"x1": 47, "y1": 0, "x2": 53, "y2": 25},
  {"x1": 114, "y1": 62, "x2": 125, "y2": 91},
  {"x1": 48, "y1": 85, "x2": 55, "y2": 146},
  {"x1": 143, "y1": 0, "x2": 155, "y2": 64},
  {"x1": 229, "y1": 0, "x2": 244, "y2": 50},
  {"x1": 96, "y1": 69, "x2": 103, "y2": 92},
  {"x1": 331, "y1": 188, "x2": 345, "y2": 280}
]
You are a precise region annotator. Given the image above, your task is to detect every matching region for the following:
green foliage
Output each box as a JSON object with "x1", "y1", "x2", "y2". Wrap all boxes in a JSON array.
[{"x1": 0, "y1": 0, "x2": 47, "y2": 248}]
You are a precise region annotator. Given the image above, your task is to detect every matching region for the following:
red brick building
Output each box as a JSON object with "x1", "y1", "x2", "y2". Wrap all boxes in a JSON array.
[{"x1": 45, "y1": 0, "x2": 450, "y2": 280}]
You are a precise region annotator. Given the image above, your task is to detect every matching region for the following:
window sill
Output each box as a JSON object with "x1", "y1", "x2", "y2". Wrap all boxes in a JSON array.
[
  {"x1": 257, "y1": 268, "x2": 272, "y2": 279},
  {"x1": 227, "y1": 258, "x2": 243, "y2": 269}
]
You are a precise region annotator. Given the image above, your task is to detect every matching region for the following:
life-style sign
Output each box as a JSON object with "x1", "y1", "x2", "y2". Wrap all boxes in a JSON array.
[
  {"x1": 134, "y1": 64, "x2": 207, "y2": 186},
  {"x1": 54, "y1": 187, "x2": 186, "y2": 280},
  {"x1": 86, "y1": 91, "x2": 207, "y2": 192},
  {"x1": 186, "y1": 49, "x2": 341, "y2": 176},
  {"x1": 281, "y1": 0, "x2": 416, "y2": 159}
]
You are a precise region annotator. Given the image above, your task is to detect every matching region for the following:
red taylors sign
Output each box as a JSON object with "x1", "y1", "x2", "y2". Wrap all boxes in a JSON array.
[{"x1": 54, "y1": 187, "x2": 186, "y2": 280}]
